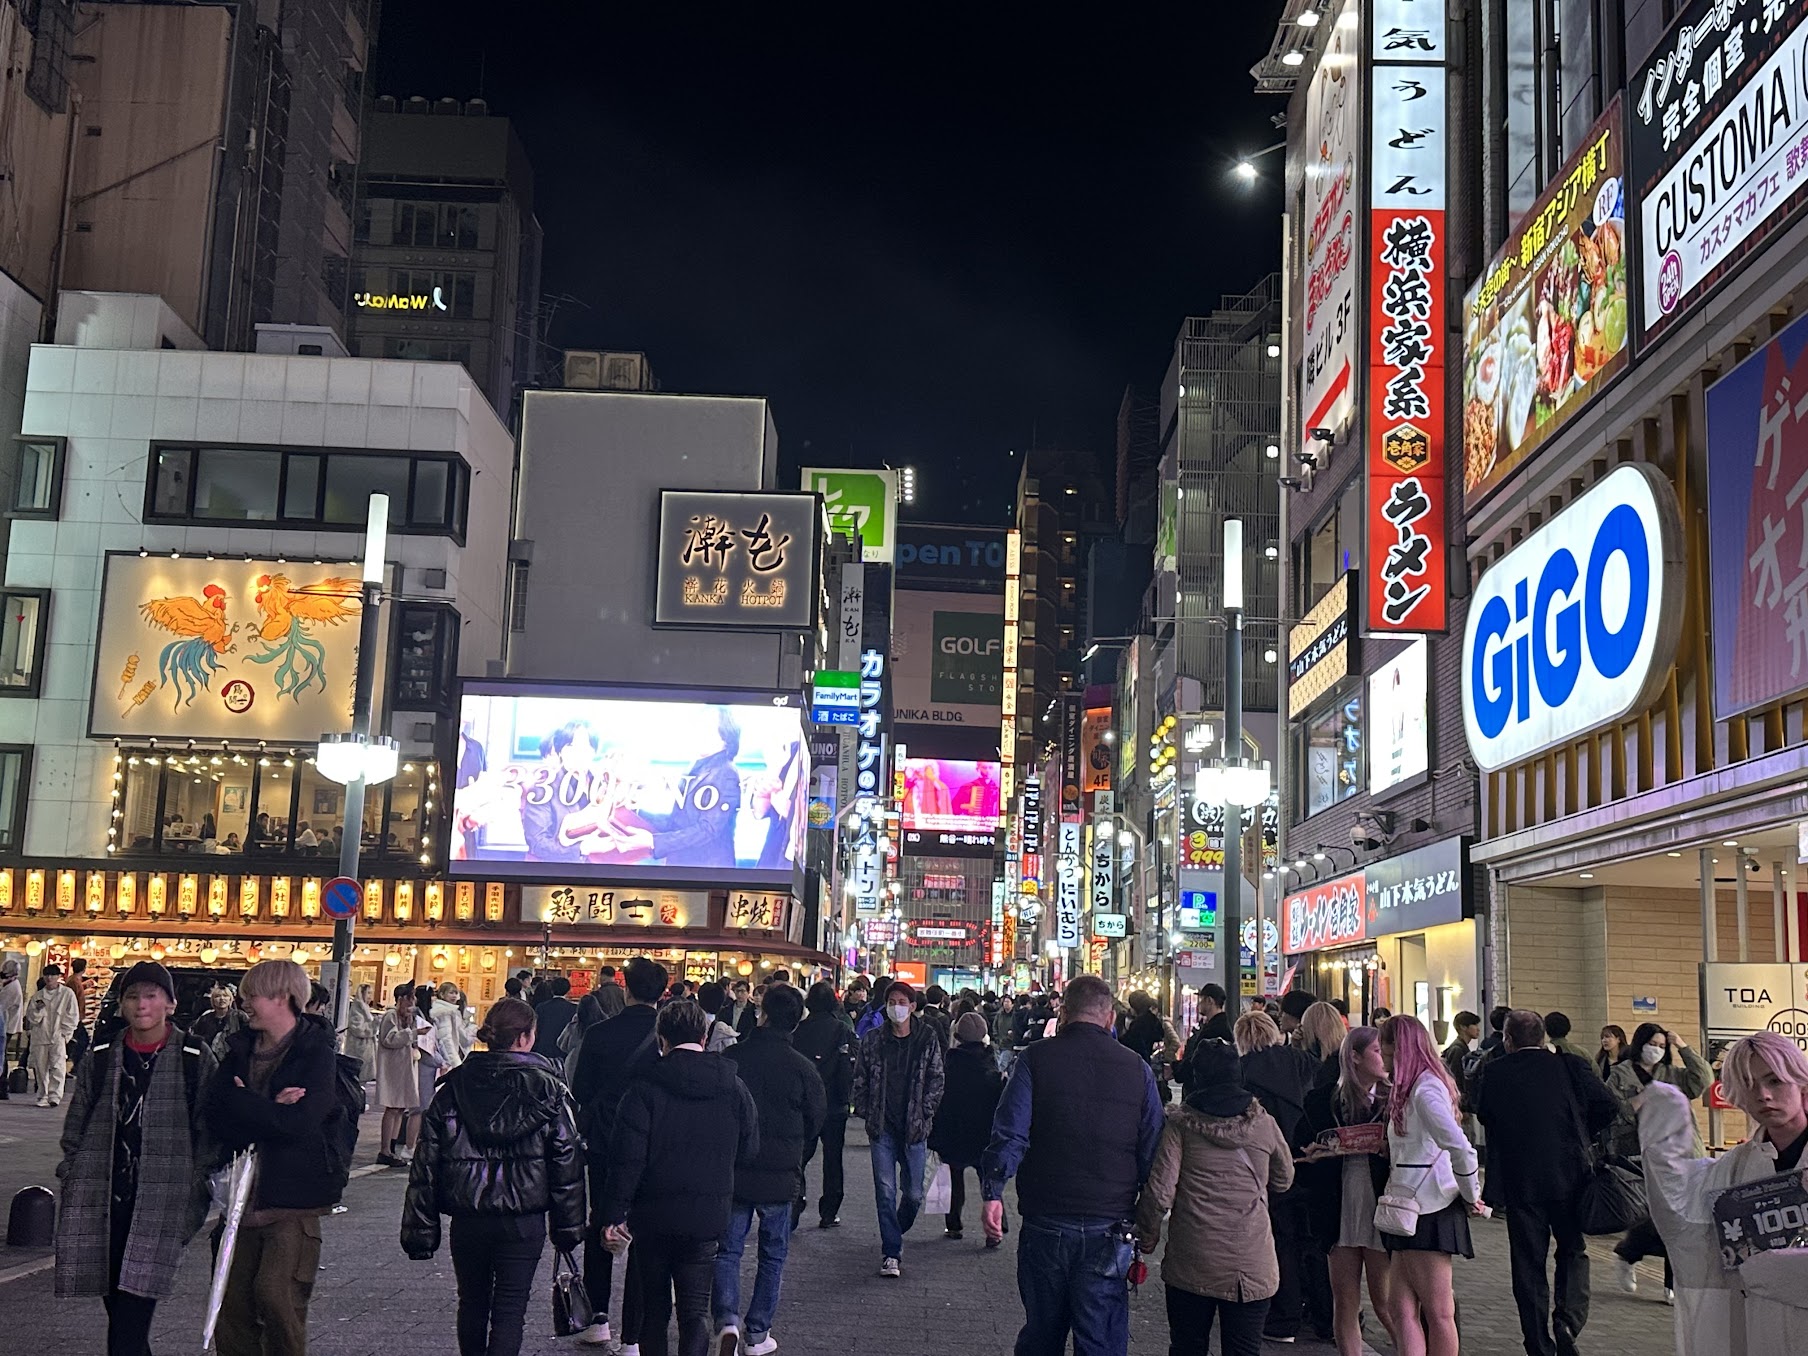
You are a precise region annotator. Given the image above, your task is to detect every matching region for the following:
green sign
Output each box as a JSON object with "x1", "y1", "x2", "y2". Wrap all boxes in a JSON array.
[
  {"x1": 931, "y1": 610, "x2": 1004, "y2": 706},
  {"x1": 802, "y1": 467, "x2": 897, "y2": 563}
]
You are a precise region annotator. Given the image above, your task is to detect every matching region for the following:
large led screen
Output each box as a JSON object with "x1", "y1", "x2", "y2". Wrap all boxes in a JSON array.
[
  {"x1": 899, "y1": 758, "x2": 999, "y2": 834},
  {"x1": 451, "y1": 682, "x2": 808, "y2": 886}
]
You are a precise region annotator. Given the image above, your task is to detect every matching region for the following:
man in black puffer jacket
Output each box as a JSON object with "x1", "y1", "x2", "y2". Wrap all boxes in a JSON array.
[
  {"x1": 401, "y1": 997, "x2": 586, "y2": 1356},
  {"x1": 791, "y1": 982, "x2": 856, "y2": 1229},
  {"x1": 714, "y1": 983, "x2": 824, "y2": 1354},
  {"x1": 601, "y1": 1001, "x2": 758, "y2": 1356}
]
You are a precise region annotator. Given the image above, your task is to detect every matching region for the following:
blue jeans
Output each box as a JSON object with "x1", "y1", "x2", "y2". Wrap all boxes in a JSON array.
[
  {"x1": 869, "y1": 1131, "x2": 925, "y2": 1258},
  {"x1": 1013, "y1": 1215, "x2": 1134, "y2": 1356},
  {"x1": 713, "y1": 1202, "x2": 792, "y2": 1341}
]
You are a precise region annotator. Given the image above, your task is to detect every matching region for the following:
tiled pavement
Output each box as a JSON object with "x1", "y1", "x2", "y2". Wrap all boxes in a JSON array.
[{"x1": 0, "y1": 1095, "x2": 1681, "y2": 1354}]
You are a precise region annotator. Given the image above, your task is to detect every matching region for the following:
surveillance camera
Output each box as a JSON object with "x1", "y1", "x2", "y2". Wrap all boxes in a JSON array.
[
  {"x1": 1744, "y1": 856, "x2": 1763, "y2": 874},
  {"x1": 1278, "y1": 476, "x2": 1304, "y2": 491},
  {"x1": 1310, "y1": 427, "x2": 1335, "y2": 444},
  {"x1": 1297, "y1": 451, "x2": 1320, "y2": 470}
]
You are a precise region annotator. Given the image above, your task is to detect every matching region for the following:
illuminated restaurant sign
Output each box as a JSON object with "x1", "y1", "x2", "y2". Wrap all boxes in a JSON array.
[{"x1": 653, "y1": 490, "x2": 821, "y2": 631}]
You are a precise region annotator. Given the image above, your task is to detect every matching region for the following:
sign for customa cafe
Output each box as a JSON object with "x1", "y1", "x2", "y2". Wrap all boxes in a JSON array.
[
  {"x1": 653, "y1": 490, "x2": 822, "y2": 631},
  {"x1": 1631, "y1": 0, "x2": 1808, "y2": 349},
  {"x1": 1281, "y1": 835, "x2": 1469, "y2": 954},
  {"x1": 1366, "y1": 2, "x2": 1449, "y2": 633},
  {"x1": 1287, "y1": 572, "x2": 1358, "y2": 718}
]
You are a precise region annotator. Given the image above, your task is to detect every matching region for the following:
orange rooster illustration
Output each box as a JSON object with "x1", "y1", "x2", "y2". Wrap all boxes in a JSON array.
[
  {"x1": 139, "y1": 584, "x2": 233, "y2": 709},
  {"x1": 248, "y1": 574, "x2": 361, "y2": 701}
]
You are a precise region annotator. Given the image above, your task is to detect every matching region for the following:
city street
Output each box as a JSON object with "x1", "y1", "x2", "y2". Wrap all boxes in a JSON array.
[{"x1": 0, "y1": 1096, "x2": 1679, "y2": 1355}]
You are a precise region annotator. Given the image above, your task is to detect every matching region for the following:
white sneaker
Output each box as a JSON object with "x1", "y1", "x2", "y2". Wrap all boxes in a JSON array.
[
  {"x1": 744, "y1": 1338, "x2": 777, "y2": 1356},
  {"x1": 621, "y1": 1347, "x2": 639, "y2": 1356},
  {"x1": 1615, "y1": 1260, "x2": 1638, "y2": 1294},
  {"x1": 878, "y1": 1256, "x2": 900, "y2": 1278},
  {"x1": 715, "y1": 1325, "x2": 739, "y2": 1356},
  {"x1": 35, "y1": 1096, "x2": 48, "y2": 1108},
  {"x1": 1664, "y1": 1287, "x2": 1675, "y2": 1304},
  {"x1": 576, "y1": 1321, "x2": 612, "y2": 1345},
  {"x1": 394, "y1": 1146, "x2": 414, "y2": 1163}
]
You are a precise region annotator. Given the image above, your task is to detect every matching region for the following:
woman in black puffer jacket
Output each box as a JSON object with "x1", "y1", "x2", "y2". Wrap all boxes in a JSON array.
[{"x1": 402, "y1": 998, "x2": 585, "y2": 1356}]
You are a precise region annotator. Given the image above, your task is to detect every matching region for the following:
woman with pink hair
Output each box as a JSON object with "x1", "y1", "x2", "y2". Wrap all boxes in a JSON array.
[
  {"x1": 1637, "y1": 1030, "x2": 1808, "y2": 1355},
  {"x1": 1376, "y1": 1015, "x2": 1479, "y2": 1356}
]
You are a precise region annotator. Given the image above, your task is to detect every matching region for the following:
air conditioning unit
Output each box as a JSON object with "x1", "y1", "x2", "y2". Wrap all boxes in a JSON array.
[
  {"x1": 563, "y1": 350, "x2": 603, "y2": 388},
  {"x1": 600, "y1": 352, "x2": 646, "y2": 390}
]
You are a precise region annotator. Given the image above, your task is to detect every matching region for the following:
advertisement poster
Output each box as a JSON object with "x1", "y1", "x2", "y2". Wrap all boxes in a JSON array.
[
  {"x1": 802, "y1": 467, "x2": 898, "y2": 563},
  {"x1": 1059, "y1": 695, "x2": 1084, "y2": 818},
  {"x1": 653, "y1": 490, "x2": 821, "y2": 631},
  {"x1": 1631, "y1": 1, "x2": 1808, "y2": 348},
  {"x1": 1713, "y1": 1170, "x2": 1808, "y2": 1268},
  {"x1": 899, "y1": 757, "x2": 1000, "y2": 841},
  {"x1": 1464, "y1": 101, "x2": 1629, "y2": 507},
  {"x1": 895, "y1": 525, "x2": 1008, "y2": 592},
  {"x1": 1367, "y1": 637, "x2": 1428, "y2": 796},
  {"x1": 1288, "y1": 572, "x2": 1356, "y2": 718},
  {"x1": 1366, "y1": 7, "x2": 1448, "y2": 633},
  {"x1": 1300, "y1": 0, "x2": 1363, "y2": 453},
  {"x1": 451, "y1": 682, "x2": 808, "y2": 887},
  {"x1": 889, "y1": 589, "x2": 1005, "y2": 728},
  {"x1": 1081, "y1": 698, "x2": 1114, "y2": 794},
  {"x1": 90, "y1": 554, "x2": 361, "y2": 742},
  {"x1": 1706, "y1": 309, "x2": 1808, "y2": 718}
]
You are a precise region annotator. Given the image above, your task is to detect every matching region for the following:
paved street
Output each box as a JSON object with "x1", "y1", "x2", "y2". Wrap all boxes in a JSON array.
[{"x1": 0, "y1": 1095, "x2": 1679, "y2": 1354}]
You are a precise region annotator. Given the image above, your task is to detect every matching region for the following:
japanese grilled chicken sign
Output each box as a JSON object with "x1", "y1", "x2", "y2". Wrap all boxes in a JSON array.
[{"x1": 1366, "y1": 0, "x2": 1449, "y2": 633}]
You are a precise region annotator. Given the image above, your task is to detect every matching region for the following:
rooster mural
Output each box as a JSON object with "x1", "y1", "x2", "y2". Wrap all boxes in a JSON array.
[
  {"x1": 247, "y1": 573, "x2": 361, "y2": 701},
  {"x1": 139, "y1": 584, "x2": 234, "y2": 710}
]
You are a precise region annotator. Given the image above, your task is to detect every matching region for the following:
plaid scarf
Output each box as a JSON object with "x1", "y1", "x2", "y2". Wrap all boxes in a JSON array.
[{"x1": 54, "y1": 1029, "x2": 218, "y2": 1299}]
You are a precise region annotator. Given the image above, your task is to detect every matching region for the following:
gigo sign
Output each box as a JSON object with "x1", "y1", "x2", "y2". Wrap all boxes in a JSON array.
[{"x1": 1462, "y1": 464, "x2": 1682, "y2": 771}]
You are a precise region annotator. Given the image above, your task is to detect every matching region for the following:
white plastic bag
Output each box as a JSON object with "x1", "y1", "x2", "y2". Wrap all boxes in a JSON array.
[
  {"x1": 203, "y1": 1150, "x2": 258, "y2": 1351},
  {"x1": 924, "y1": 1153, "x2": 952, "y2": 1215}
]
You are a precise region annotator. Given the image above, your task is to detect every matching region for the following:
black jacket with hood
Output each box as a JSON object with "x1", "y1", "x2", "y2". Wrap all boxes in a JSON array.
[
  {"x1": 1239, "y1": 1043, "x2": 1321, "y2": 1147},
  {"x1": 600, "y1": 1047, "x2": 759, "y2": 1239},
  {"x1": 792, "y1": 1011, "x2": 856, "y2": 1117},
  {"x1": 928, "y1": 1041, "x2": 1004, "y2": 1166},
  {"x1": 726, "y1": 1027, "x2": 826, "y2": 1205},
  {"x1": 205, "y1": 1011, "x2": 347, "y2": 1210},
  {"x1": 400, "y1": 1051, "x2": 586, "y2": 1256}
]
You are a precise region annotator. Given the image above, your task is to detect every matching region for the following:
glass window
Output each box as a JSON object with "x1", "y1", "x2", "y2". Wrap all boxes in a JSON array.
[
  {"x1": 382, "y1": 765, "x2": 426, "y2": 861},
  {"x1": 0, "y1": 590, "x2": 48, "y2": 696},
  {"x1": 393, "y1": 603, "x2": 458, "y2": 711},
  {"x1": 194, "y1": 448, "x2": 281, "y2": 520},
  {"x1": 324, "y1": 455, "x2": 410, "y2": 525},
  {"x1": 1298, "y1": 686, "x2": 1363, "y2": 820},
  {"x1": 119, "y1": 755, "x2": 162, "y2": 852},
  {"x1": 0, "y1": 746, "x2": 28, "y2": 852},
  {"x1": 293, "y1": 763, "x2": 344, "y2": 860},
  {"x1": 8, "y1": 437, "x2": 64, "y2": 517},
  {"x1": 449, "y1": 204, "x2": 479, "y2": 248},
  {"x1": 410, "y1": 459, "x2": 449, "y2": 526},
  {"x1": 152, "y1": 447, "x2": 192, "y2": 515},
  {"x1": 248, "y1": 755, "x2": 298, "y2": 853},
  {"x1": 451, "y1": 272, "x2": 475, "y2": 318},
  {"x1": 282, "y1": 453, "x2": 321, "y2": 519}
]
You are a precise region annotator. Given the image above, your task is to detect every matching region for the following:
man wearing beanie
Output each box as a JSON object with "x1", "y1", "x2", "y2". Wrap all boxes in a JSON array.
[{"x1": 54, "y1": 961, "x2": 219, "y2": 1356}]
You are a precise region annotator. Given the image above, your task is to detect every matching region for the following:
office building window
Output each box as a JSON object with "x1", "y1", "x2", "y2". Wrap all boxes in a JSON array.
[
  {"x1": 0, "y1": 746, "x2": 28, "y2": 852},
  {"x1": 0, "y1": 590, "x2": 49, "y2": 697},
  {"x1": 1296, "y1": 686, "x2": 1363, "y2": 820},
  {"x1": 147, "y1": 443, "x2": 468, "y2": 540},
  {"x1": 383, "y1": 337, "x2": 474, "y2": 367},
  {"x1": 8, "y1": 437, "x2": 65, "y2": 518}
]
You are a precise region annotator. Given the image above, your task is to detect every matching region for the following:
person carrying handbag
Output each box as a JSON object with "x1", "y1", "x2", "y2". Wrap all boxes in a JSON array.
[
  {"x1": 1376, "y1": 1015, "x2": 1481, "y2": 1356},
  {"x1": 1475, "y1": 1009, "x2": 1619, "y2": 1356}
]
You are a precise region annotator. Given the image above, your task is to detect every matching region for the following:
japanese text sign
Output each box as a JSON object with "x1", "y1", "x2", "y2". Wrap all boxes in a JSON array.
[
  {"x1": 525, "y1": 885, "x2": 698, "y2": 929},
  {"x1": 802, "y1": 467, "x2": 898, "y2": 563},
  {"x1": 1288, "y1": 572, "x2": 1358, "y2": 717},
  {"x1": 654, "y1": 490, "x2": 821, "y2": 631},
  {"x1": 1706, "y1": 308, "x2": 1808, "y2": 717},
  {"x1": 1056, "y1": 820, "x2": 1082, "y2": 948},
  {"x1": 1300, "y1": 0, "x2": 1363, "y2": 454},
  {"x1": 1280, "y1": 835, "x2": 1470, "y2": 955},
  {"x1": 1631, "y1": 0, "x2": 1808, "y2": 347},
  {"x1": 1464, "y1": 100, "x2": 1630, "y2": 508},
  {"x1": 1367, "y1": 0, "x2": 1448, "y2": 633}
]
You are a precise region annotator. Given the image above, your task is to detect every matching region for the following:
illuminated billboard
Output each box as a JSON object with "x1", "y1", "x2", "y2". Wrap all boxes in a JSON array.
[
  {"x1": 899, "y1": 756, "x2": 999, "y2": 858},
  {"x1": 451, "y1": 681, "x2": 808, "y2": 887}
]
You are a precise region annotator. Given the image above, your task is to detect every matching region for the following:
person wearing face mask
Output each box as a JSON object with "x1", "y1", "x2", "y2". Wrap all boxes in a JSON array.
[
  {"x1": 1606, "y1": 1020, "x2": 1711, "y2": 1300},
  {"x1": 851, "y1": 980, "x2": 945, "y2": 1278}
]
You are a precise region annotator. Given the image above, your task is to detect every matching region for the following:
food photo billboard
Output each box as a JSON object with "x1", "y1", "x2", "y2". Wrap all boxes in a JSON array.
[{"x1": 1463, "y1": 100, "x2": 1630, "y2": 507}]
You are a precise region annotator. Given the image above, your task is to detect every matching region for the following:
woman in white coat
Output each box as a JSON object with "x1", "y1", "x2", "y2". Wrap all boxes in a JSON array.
[
  {"x1": 1377, "y1": 1015, "x2": 1480, "y2": 1356},
  {"x1": 429, "y1": 981, "x2": 476, "y2": 1070},
  {"x1": 1638, "y1": 1031, "x2": 1808, "y2": 1356}
]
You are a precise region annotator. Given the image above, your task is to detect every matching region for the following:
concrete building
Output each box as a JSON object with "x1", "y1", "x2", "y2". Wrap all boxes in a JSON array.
[{"x1": 350, "y1": 97, "x2": 543, "y2": 419}]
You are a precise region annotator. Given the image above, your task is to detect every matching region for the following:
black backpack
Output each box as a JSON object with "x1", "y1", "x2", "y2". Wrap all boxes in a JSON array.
[{"x1": 326, "y1": 1052, "x2": 367, "y2": 1170}]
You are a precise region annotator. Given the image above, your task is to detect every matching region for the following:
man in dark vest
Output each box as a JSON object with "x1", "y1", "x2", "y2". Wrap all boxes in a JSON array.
[{"x1": 980, "y1": 973, "x2": 1164, "y2": 1356}]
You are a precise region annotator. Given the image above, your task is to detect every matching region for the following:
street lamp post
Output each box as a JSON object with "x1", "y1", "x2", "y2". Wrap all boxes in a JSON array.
[{"x1": 321, "y1": 494, "x2": 401, "y2": 1036}]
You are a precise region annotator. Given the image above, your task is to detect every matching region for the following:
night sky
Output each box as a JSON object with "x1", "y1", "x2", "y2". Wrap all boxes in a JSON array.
[{"x1": 371, "y1": 3, "x2": 1285, "y2": 524}]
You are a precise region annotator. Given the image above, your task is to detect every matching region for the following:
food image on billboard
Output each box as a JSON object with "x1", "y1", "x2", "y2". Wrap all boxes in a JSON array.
[
  {"x1": 899, "y1": 758, "x2": 1000, "y2": 834},
  {"x1": 1463, "y1": 102, "x2": 1629, "y2": 507},
  {"x1": 451, "y1": 682, "x2": 808, "y2": 887}
]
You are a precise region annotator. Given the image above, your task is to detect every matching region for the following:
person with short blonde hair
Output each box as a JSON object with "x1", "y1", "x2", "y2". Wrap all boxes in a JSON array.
[
  {"x1": 1236, "y1": 1010, "x2": 1283, "y2": 1056},
  {"x1": 237, "y1": 957, "x2": 310, "y2": 1014},
  {"x1": 1637, "y1": 1031, "x2": 1808, "y2": 1355}
]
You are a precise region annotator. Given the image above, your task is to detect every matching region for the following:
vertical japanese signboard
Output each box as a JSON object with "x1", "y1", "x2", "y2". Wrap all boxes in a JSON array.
[
  {"x1": 1630, "y1": 0, "x2": 1808, "y2": 350},
  {"x1": 1301, "y1": 0, "x2": 1363, "y2": 454},
  {"x1": 848, "y1": 566, "x2": 893, "y2": 913},
  {"x1": 1059, "y1": 694, "x2": 1084, "y2": 818},
  {"x1": 1056, "y1": 819, "x2": 1082, "y2": 948},
  {"x1": 1366, "y1": 1, "x2": 1449, "y2": 634}
]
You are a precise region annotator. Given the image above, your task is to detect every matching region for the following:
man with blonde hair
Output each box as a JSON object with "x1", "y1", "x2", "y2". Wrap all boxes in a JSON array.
[
  {"x1": 205, "y1": 959, "x2": 348, "y2": 1355},
  {"x1": 1638, "y1": 1031, "x2": 1808, "y2": 1355}
]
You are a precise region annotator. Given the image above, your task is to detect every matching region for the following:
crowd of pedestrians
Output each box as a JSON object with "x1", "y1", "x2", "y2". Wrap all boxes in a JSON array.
[{"x1": 16, "y1": 952, "x2": 1808, "y2": 1356}]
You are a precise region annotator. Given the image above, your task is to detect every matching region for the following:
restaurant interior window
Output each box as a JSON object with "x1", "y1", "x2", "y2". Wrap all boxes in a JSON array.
[
  {"x1": 249, "y1": 753, "x2": 298, "y2": 852},
  {"x1": 8, "y1": 437, "x2": 65, "y2": 518},
  {"x1": 292, "y1": 762, "x2": 345, "y2": 858},
  {"x1": 383, "y1": 764, "x2": 426, "y2": 861},
  {"x1": 393, "y1": 603, "x2": 459, "y2": 711},
  {"x1": 0, "y1": 589, "x2": 48, "y2": 696},
  {"x1": 0, "y1": 746, "x2": 29, "y2": 852},
  {"x1": 1298, "y1": 686, "x2": 1364, "y2": 820}
]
